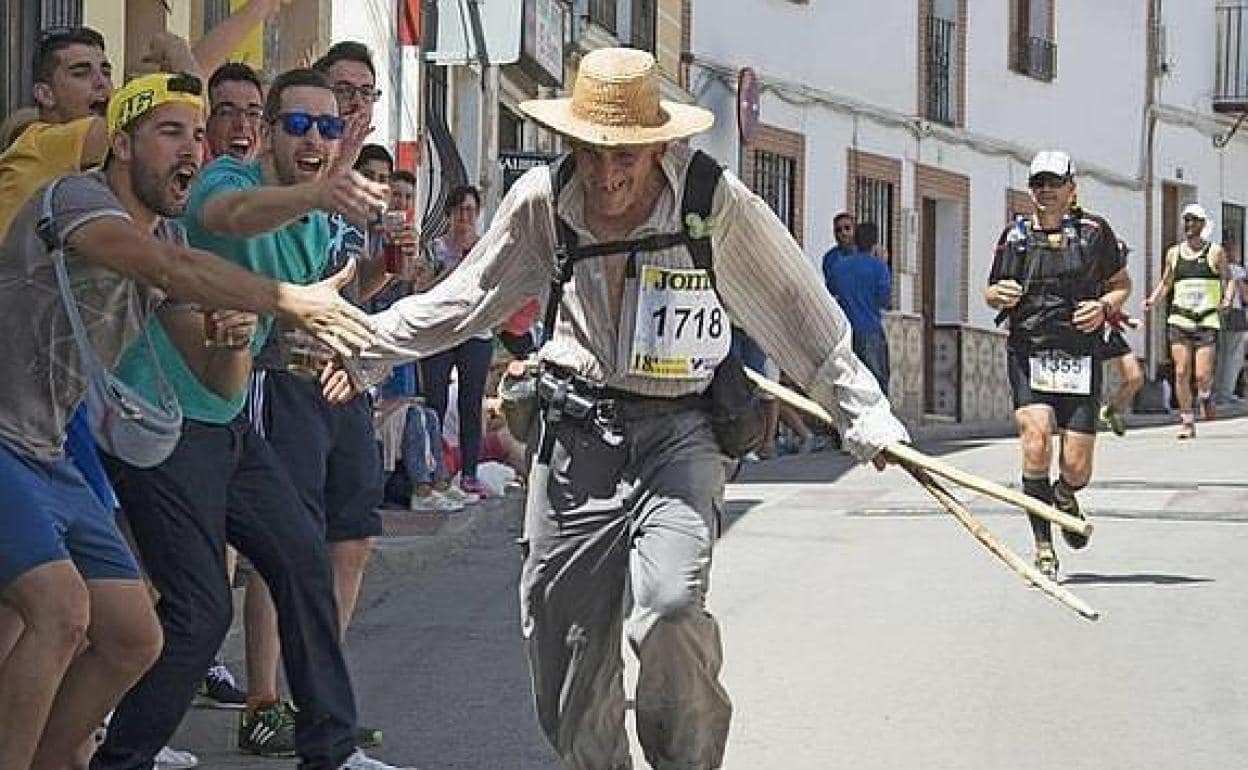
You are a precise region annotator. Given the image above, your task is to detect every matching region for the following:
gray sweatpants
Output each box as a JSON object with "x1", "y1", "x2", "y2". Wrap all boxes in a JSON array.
[{"x1": 519, "y1": 404, "x2": 732, "y2": 770}]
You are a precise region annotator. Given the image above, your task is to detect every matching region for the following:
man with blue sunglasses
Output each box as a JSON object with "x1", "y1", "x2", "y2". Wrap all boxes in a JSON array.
[{"x1": 97, "y1": 68, "x2": 411, "y2": 770}]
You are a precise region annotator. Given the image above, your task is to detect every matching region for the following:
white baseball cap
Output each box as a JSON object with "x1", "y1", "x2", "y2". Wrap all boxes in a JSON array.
[
  {"x1": 1028, "y1": 150, "x2": 1074, "y2": 180},
  {"x1": 1181, "y1": 203, "x2": 1209, "y2": 221}
]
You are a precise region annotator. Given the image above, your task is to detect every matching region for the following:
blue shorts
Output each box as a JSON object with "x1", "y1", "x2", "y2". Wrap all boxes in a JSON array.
[{"x1": 0, "y1": 439, "x2": 141, "y2": 588}]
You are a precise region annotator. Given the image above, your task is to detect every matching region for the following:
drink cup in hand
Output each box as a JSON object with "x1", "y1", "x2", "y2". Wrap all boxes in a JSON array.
[{"x1": 381, "y1": 210, "x2": 409, "y2": 274}]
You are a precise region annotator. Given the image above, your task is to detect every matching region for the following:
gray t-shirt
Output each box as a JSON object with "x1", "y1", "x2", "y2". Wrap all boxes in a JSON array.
[{"x1": 0, "y1": 171, "x2": 182, "y2": 460}]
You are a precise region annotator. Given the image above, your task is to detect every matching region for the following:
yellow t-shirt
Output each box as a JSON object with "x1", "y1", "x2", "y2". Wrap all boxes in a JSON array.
[{"x1": 0, "y1": 118, "x2": 96, "y2": 238}]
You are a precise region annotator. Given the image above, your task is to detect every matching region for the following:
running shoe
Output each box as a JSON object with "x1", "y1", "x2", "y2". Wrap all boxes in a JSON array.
[
  {"x1": 1034, "y1": 547, "x2": 1060, "y2": 582},
  {"x1": 440, "y1": 483, "x2": 480, "y2": 505},
  {"x1": 194, "y1": 661, "x2": 247, "y2": 709},
  {"x1": 238, "y1": 701, "x2": 297, "y2": 758},
  {"x1": 409, "y1": 490, "x2": 464, "y2": 513},
  {"x1": 356, "y1": 725, "x2": 384, "y2": 749},
  {"x1": 1098, "y1": 404, "x2": 1126, "y2": 437},
  {"x1": 155, "y1": 746, "x2": 199, "y2": 769},
  {"x1": 1053, "y1": 482, "x2": 1089, "y2": 550},
  {"x1": 1177, "y1": 420, "x2": 1196, "y2": 440},
  {"x1": 338, "y1": 749, "x2": 416, "y2": 770},
  {"x1": 459, "y1": 476, "x2": 490, "y2": 499}
]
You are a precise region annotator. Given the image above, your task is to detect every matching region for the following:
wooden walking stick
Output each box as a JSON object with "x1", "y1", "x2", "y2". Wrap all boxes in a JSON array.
[
  {"x1": 905, "y1": 465, "x2": 1100, "y2": 621},
  {"x1": 741, "y1": 368, "x2": 1091, "y2": 538}
]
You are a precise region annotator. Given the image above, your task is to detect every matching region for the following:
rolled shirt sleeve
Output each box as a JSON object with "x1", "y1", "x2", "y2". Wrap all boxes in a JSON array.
[
  {"x1": 365, "y1": 166, "x2": 557, "y2": 361},
  {"x1": 710, "y1": 172, "x2": 909, "y2": 462}
]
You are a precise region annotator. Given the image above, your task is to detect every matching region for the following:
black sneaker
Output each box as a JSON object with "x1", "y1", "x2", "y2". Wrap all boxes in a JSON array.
[
  {"x1": 194, "y1": 662, "x2": 246, "y2": 709},
  {"x1": 238, "y1": 701, "x2": 297, "y2": 758},
  {"x1": 1054, "y1": 482, "x2": 1089, "y2": 550},
  {"x1": 356, "y1": 725, "x2": 383, "y2": 749}
]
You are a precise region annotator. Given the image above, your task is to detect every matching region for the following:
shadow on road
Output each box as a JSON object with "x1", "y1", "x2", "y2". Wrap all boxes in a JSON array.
[{"x1": 1062, "y1": 572, "x2": 1214, "y2": 586}]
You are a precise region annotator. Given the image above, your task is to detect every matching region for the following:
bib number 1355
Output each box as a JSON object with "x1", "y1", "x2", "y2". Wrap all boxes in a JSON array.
[{"x1": 1028, "y1": 350, "x2": 1092, "y2": 395}]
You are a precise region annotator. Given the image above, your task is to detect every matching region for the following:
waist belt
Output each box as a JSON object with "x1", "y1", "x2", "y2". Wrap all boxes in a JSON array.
[{"x1": 541, "y1": 367, "x2": 708, "y2": 418}]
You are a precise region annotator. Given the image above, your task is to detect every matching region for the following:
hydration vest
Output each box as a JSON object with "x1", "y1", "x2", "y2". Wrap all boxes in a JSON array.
[{"x1": 996, "y1": 212, "x2": 1104, "y2": 354}]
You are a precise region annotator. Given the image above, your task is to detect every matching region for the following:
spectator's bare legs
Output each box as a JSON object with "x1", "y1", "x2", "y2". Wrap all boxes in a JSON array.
[
  {"x1": 0, "y1": 604, "x2": 22, "y2": 661},
  {"x1": 0, "y1": 563, "x2": 84, "y2": 770},
  {"x1": 243, "y1": 579, "x2": 281, "y2": 703},
  {"x1": 329, "y1": 540, "x2": 373, "y2": 633},
  {"x1": 244, "y1": 542, "x2": 371, "y2": 703},
  {"x1": 777, "y1": 403, "x2": 815, "y2": 447},
  {"x1": 29, "y1": 580, "x2": 161, "y2": 770}
]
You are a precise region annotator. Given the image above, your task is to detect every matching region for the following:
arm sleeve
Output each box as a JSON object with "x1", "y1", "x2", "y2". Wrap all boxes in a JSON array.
[
  {"x1": 711, "y1": 171, "x2": 908, "y2": 462},
  {"x1": 51, "y1": 174, "x2": 131, "y2": 243},
  {"x1": 876, "y1": 262, "x2": 891, "y2": 309}
]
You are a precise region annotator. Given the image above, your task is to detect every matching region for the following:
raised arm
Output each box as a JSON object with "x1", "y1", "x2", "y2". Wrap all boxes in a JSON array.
[
  {"x1": 69, "y1": 217, "x2": 373, "y2": 355},
  {"x1": 192, "y1": 0, "x2": 288, "y2": 77},
  {"x1": 200, "y1": 170, "x2": 386, "y2": 237}
]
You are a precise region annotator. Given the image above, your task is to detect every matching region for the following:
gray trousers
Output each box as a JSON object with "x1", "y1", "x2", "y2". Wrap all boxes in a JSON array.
[{"x1": 520, "y1": 404, "x2": 732, "y2": 770}]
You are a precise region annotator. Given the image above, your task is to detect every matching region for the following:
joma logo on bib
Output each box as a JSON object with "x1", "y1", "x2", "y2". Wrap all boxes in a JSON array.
[{"x1": 643, "y1": 270, "x2": 714, "y2": 292}]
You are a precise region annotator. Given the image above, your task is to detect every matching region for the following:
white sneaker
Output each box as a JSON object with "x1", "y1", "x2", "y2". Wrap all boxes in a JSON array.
[
  {"x1": 339, "y1": 748, "x2": 416, "y2": 770},
  {"x1": 409, "y1": 490, "x2": 464, "y2": 513},
  {"x1": 439, "y1": 484, "x2": 479, "y2": 505},
  {"x1": 155, "y1": 746, "x2": 199, "y2": 769}
]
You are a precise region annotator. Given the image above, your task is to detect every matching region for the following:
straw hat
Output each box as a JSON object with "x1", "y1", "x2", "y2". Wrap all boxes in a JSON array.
[{"x1": 519, "y1": 48, "x2": 713, "y2": 147}]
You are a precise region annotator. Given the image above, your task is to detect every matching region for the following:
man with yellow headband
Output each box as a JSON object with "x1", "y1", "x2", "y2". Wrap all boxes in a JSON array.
[{"x1": 0, "y1": 71, "x2": 376, "y2": 770}]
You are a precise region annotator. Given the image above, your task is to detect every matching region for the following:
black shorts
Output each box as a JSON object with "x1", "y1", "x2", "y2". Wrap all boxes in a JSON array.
[
  {"x1": 1007, "y1": 350, "x2": 1102, "y2": 434},
  {"x1": 256, "y1": 370, "x2": 383, "y2": 542},
  {"x1": 1167, "y1": 325, "x2": 1217, "y2": 349},
  {"x1": 1097, "y1": 330, "x2": 1132, "y2": 360}
]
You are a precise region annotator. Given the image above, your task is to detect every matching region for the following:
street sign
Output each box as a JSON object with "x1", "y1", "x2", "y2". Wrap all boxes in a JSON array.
[{"x1": 500, "y1": 150, "x2": 560, "y2": 194}]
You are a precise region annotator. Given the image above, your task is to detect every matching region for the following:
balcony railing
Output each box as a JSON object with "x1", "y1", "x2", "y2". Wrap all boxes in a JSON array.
[
  {"x1": 1014, "y1": 34, "x2": 1056, "y2": 81},
  {"x1": 587, "y1": 0, "x2": 616, "y2": 34},
  {"x1": 1216, "y1": 3, "x2": 1248, "y2": 112},
  {"x1": 925, "y1": 15, "x2": 956, "y2": 126}
]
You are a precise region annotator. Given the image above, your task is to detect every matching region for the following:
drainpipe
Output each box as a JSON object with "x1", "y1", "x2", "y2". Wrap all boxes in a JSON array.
[{"x1": 1143, "y1": 0, "x2": 1161, "y2": 378}]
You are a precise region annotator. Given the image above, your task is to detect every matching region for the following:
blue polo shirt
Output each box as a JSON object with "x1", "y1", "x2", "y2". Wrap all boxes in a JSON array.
[
  {"x1": 825, "y1": 250, "x2": 891, "y2": 337},
  {"x1": 114, "y1": 156, "x2": 331, "y2": 425}
]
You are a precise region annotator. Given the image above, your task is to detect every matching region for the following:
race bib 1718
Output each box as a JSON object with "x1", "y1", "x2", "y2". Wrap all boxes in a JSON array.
[{"x1": 628, "y1": 265, "x2": 730, "y2": 379}]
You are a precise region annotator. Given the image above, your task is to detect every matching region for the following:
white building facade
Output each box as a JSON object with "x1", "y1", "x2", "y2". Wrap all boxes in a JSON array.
[{"x1": 691, "y1": 0, "x2": 1248, "y2": 423}]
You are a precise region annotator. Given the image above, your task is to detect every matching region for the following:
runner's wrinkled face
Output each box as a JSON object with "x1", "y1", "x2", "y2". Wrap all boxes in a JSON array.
[
  {"x1": 207, "y1": 79, "x2": 263, "y2": 161},
  {"x1": 39, "y1": 43, "x2": 113, "y2": 122},
  {"x1": 116, "y1": 102, "x2": 206, "y2": 218},
  {"x1": 574, "y1": 143, "x2": 666, "y2": 223},
  {"x1": 1028, "y1": 172, "x2": 1075, "y2": 215}
]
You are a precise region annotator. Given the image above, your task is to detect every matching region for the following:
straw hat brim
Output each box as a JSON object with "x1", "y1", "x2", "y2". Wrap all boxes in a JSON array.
[{"x1": 518, "y1": 97, "x2": 714, "y2": 147}]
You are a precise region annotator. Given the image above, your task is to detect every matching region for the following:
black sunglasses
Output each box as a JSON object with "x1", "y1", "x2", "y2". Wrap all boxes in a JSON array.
[
  {"x1": 1029, "y1": 173, "x2": 1069, "y2": 190},
  {"x1": 273, "y1": 111, "x2": 346, "y2": 140}
]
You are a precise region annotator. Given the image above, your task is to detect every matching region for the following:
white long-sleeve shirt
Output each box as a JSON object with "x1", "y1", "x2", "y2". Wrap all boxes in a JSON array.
[{"x1": 368, "y1": 143, "x2": 908, "y2": 461}]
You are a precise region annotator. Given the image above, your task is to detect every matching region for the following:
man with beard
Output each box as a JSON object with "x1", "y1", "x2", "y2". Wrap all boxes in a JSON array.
[
  {"x1": 241, "y1": 44, "x2": 403, "y2": 755},
  {"x1": 0, "y1": 71, "x2": 376, "y2": 770},
  {"x1": 205, "y1": 62, "x2": 265, "y2": 163},
  {"x1": 95, "y1": 68, "x2": 412, "y2": 770}
]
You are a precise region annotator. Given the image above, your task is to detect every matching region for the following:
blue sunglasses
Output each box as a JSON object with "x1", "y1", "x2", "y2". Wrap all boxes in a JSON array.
[{"x1": 274, "y1": 111, "x2": 346, "y2": 140}]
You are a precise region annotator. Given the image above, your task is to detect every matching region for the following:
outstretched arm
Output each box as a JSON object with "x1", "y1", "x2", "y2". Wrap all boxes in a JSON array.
[{"x1": 192, "y1": 0, "x2": 289, "y2": 76}]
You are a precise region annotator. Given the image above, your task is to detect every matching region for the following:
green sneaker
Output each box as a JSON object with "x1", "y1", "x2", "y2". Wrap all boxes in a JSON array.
[
  {"x1": 1099, "y1": 404, "x2": 1126, "y2": 436},
  {"x1": 238, "y1": 701, "x2": 297, "y2": 758},
  {"x1": 1054, "y1": 482, "x2": 1090, "y2": 550},
  {"x1": 356, "y1": 725, "x2": 383, "y2": 749}
]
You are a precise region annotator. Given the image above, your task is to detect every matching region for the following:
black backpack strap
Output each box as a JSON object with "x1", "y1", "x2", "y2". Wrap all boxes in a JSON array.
[
  {"x1": 682, "y1": 150, "x2": 723, "y2": 275},
  {"x1": 544, "y1": 155, "x2": 579, "y2": 346}
]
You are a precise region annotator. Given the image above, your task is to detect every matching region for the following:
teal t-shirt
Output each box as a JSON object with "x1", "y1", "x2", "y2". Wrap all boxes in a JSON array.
[{"x1": 114, "y1": 156, "x2": 331, "y2": 425}]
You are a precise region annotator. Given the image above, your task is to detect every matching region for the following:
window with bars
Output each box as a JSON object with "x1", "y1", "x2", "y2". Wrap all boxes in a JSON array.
[
  {"x1": 924, "y1": 13, "x2": 956, "y2": 125},
  {"x1": 588, "y1": 0, "x2": 616, "y2": 34},
  {"x1": 1010, "y1": 0, "x2": 1056, "y2": 81},
  {"x1": 854, "y1": 176, "x2": 895, "y2": 267},
  {"x1": 1224, "y1": 202, "x2": 1245, "y2": 264},
  {"x1": 41, "y1": 0, "x2": 80, "y2": 26},
  {"x1": 751, "y1": 149, "x2": 797, "y2": 236},
  {"x1": 631, "y1": 0, "x2": 655, "y2": 52}
]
